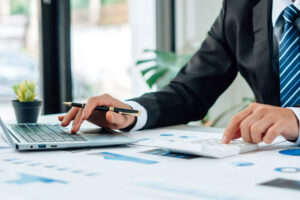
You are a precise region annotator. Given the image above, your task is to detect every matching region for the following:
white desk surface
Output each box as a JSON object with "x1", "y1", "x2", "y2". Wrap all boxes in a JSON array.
[{"x1": 0, "y1": 114, "x2": 300, "y2": 200}]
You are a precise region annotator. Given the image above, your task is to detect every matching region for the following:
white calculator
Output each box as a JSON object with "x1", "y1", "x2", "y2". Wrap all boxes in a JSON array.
[{"x1": 154, "y1": 138, "x2": 258, "y2": 158}]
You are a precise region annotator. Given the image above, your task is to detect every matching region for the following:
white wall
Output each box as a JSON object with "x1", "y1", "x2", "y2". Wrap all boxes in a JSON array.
[{"x1": 176, "y1": 0, "x2": 254, "y2": 127}]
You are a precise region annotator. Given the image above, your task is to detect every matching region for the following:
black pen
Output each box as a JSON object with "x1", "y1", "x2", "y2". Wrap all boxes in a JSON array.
[{"x1": 63, "y1": 102, "x2": 141, "y2": 117}]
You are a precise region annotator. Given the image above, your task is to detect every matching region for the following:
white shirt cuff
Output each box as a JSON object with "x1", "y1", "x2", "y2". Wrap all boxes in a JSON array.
[
  {"x1": 124, "y1": 101, "x2": 148, "y2": 131},
  {"x1": 288, "y1": 107, "x2": 300, "y2": 145}
]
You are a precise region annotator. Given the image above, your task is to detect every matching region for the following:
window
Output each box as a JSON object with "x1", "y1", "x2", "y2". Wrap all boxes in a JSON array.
[
  {"x1": 70, "y1": 0, "x2": 156, "y2": 102},
  {"x1": 70, "y1": 0, "x2": 132, "y2": 102},
  {"x1": 0, "y1": 0, "x2": 156, "y2": 119},
  {"x1": 0, "y1": 0, "x2": 40, "y2": 120}
]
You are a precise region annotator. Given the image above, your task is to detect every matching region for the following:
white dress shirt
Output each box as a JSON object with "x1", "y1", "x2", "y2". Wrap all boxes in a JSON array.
[{"x1": 126, "y1": 0, "x2": 300, "y2": 144}]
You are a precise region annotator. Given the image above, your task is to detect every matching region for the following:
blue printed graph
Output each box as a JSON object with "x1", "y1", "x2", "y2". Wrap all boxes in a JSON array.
[
  {"x1": 230, "y1": 162, "x2": 254, "y2": 167},
  {"x1": 3, "y1": 158, "x2": 99, "y2": 177},
  {"x1": 179, "y1": 136, "x2": 197, "y2": 139},
  {"x1": 179, "y1": 136, "x2": 190, "y2": 139},
  {"x1": 44, "y1": 165, "x2": 56, "y2": 168},
  {"x1": 85, "y1": 172, "x2": 99, "y2": 176},
  {"x1": 13, "y1": 160, "x2": 31, "y2": 165},
  {"x1": 160, "y1": 134, "x2": 198, "y2": 139},
  {"x1": 6, "y1": 173, "x2": 68, "y2": 185},
  {"x1": 71, "y1": 170, "x2": 84, "y2": 174},
  {"x1": 3, "y1": 158, "x2": 19, "y2": 162},
  {"x1": 29, "y1": 163, "x2": 43, "y2": 167},
  {"x1": 137, "y1": 138, "x2": 151, "y2": 142},
  {"x1": 56, "y1": 167, "x2": 69, "y2": 171},
  {"x1": 279, "y1": 149, "x2": 300, "y2": 156},
  {"x1": 143, "y1": 149, "x2": 199, "y2": 160},
  {"x1": 160, "y1": 134, "x2": 174, "y2": 137},
  {"x1": 275, "y1": 167, "x2": 300, "y2": 173},
  {"x1": 91, "y1": 152, "x2": 159, "y2": 164}
]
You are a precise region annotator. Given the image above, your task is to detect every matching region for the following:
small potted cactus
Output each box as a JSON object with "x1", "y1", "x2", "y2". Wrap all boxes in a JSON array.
[{"x1": 12, "y1": 80, "x2": 42, "y2": 123}]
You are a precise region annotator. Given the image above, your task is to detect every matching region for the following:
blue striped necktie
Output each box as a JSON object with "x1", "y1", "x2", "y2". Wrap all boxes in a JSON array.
[{"x1": 279, "y1": 5, "x2": 300, "y2": 107}]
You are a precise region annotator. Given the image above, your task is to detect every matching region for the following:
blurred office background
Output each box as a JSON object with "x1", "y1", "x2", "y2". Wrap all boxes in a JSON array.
[{"x1": 0, "y1": 0, "x2": 253, "y2": 127}]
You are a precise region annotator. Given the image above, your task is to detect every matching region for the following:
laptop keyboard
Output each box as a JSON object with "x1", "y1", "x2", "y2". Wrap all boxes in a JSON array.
[{"x1": 9, "y1": 124, "x2": 87, "y2": 143}]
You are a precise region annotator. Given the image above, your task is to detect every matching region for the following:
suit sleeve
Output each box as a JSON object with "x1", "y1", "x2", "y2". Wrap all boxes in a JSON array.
[{"x1": 130, "y1": 0, "x2": 238, "y2": 130}]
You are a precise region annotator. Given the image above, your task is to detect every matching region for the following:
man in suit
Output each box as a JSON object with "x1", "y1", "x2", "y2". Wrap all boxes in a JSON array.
[{"x1": 59, "y1": 0, "x2": 300, "y2": 145}]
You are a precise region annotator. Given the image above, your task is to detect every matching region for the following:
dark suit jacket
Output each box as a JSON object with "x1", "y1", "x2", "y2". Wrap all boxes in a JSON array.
[{"x1": 131, "y1": 0, "x2": 298, "y2": 130}]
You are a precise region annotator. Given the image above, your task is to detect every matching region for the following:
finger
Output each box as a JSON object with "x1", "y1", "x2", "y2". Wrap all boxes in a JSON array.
[
  {"x1": 263, "y1": 124, "x2": 282, "y2": 144},
  {"x1": 106, "y1": 111, "x2": 126, "y2": 129},
  {"x1": 223, "y1": 105, "x2": 254, "y2": 143},
  {"x1": 240, "y1": 112, "x2": 263, "y2": 143},
  {"x1": 250, "y1": 118, "x2": 273, "y2": 143},
  {"x1": 61, "y1": 107, "x2": 80, "y2": 126},
  {"x1": 232, "y1": 128, "x2": 242, "y2": 140},
  {"x1": 58, "y1": 116, "x2": 64, "y2": 121},
  {"x1": 71, "y1": 109, "x2": 83, "y2": 133},
  {"x1": 81, "y1": 95, "x2": 111, "y2": 121}
]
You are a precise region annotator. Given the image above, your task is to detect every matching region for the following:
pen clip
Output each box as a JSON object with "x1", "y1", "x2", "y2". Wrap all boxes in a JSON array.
[
  {"x1": 109, "y1": 106, "x2": 114, "y2": 111},
  {"x1": 119, "y1": 111, "x2": 141, "y2": 117}
]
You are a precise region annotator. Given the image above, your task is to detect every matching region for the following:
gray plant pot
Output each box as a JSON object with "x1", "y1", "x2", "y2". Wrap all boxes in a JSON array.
[{"x1": 12, "y1": 100, "x2": 42, "y2": 123}]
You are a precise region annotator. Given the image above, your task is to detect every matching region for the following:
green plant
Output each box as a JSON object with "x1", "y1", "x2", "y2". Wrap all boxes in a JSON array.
[
  {"x1": 13, "y1": 80, "x2": 37, "y2": 102},
  {"x1": 10, "y1": 0, "x2": 30, "y2": 16},
  {"x1": 71, "y1": 0, "x2": 90, "y2": 10},
  {"x1": 136, "y1": 49, "x2": 191, "y2": 89},
  {"x1": 102, "y1": 0, "x2": 125, "y2": 6}
]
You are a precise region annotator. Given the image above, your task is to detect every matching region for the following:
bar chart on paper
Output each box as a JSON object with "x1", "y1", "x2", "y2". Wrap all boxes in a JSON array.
[
  {"x1": 6, "y1": 173, "x2": 68, "y2": 185},
  {"x1": 1, "y1": 157, "x2": 100, "y2": 177},
  {"x1": 89, "y1": 152, "x2": 159, "y2": 165}
]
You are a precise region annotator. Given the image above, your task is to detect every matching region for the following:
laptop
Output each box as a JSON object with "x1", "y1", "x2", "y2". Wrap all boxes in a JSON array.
[{"x1": 0, "y1": 116, "x2": 136, "y2": 151}]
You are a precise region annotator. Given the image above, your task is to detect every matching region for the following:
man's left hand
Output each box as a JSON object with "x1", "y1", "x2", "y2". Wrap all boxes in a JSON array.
[{"x1": 222, "y1": 103, "x2": 299, "y2": 144}]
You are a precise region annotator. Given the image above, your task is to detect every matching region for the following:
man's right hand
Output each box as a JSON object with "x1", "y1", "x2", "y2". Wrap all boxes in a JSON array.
[{"x1": 58, "y1": 94, "x2": 136, "y2": 133}]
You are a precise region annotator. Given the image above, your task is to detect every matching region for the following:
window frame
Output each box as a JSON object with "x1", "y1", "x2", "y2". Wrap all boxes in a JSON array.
[
  {"x1": 39, "y1": 0, "x2": 72, "y2": 114},
  {"x1": 38, "y1": 0, "x2": 175, "y2": 114},
  {"x1": 156, "y1": 0, "x2": 176, "y2": 52}
]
